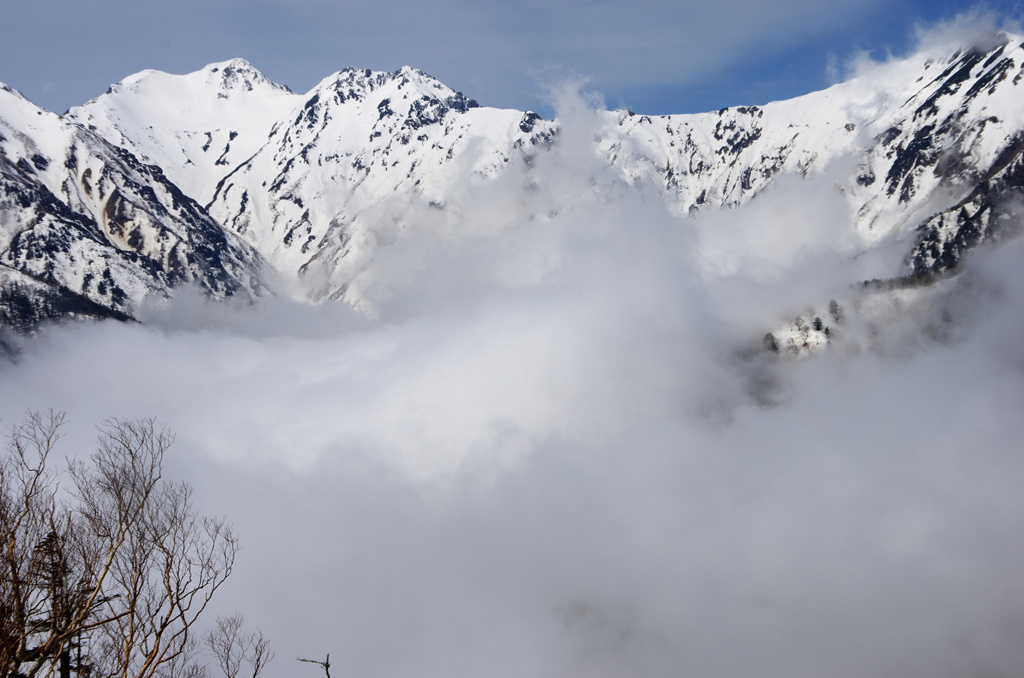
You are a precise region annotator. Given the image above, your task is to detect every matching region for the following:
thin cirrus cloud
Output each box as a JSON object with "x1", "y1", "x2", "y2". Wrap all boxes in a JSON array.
[{"x1": 0, "y1": 0, "x2": 991, "y2": 116}]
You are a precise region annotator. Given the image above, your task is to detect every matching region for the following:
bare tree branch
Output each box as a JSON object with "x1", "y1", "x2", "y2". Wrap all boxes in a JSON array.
[
  {"x1": 297, "y1": 654, "x2": 330, "y2": 678},
  {"x1": 205, "y1": 615, "x2": 273, "y2": 678},
  {"x1": 0, "y1": 413, "x2": 240, "y2": 678}
]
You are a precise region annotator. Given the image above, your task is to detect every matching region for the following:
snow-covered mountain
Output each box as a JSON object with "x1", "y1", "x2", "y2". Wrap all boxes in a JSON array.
[
  {"x1": 610, "y1": 37, "x2": 1024, "y2": 275},
  {"x1": 0, "y1": 79, "x2": 266, "y2": 332},
  {"x1": 2, "y1": 32, "x2": 1023, "y2": 332},
  {"x1": 68, "y1": 59, "x2": 301, "y2": 206},
  {"x1": 72, "y1": 63, "x2": 535, "y2": 302}
]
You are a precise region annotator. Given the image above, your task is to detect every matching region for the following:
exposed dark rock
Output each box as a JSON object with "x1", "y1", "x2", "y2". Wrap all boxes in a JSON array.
[{"x1": 520, "y1": 112, "x2": 542, "y2": 133}]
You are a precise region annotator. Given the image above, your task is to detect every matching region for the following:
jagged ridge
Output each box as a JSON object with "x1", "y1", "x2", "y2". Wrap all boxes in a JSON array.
[{"x1": 2, "y1": 33, "x2": 1024, "y2": 331}]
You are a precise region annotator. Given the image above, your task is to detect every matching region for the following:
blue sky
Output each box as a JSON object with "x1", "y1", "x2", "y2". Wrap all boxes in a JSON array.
[{"x1": 1, "y1": 0, "x2": 1020, "y2": 117}]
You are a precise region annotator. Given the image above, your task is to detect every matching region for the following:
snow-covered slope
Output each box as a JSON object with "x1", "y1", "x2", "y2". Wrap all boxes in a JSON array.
[
  {"x1": 3, "y1": 32, "x2": 1024, "y2": 331},
  {"x1": 0, "y1": 82, "x2": 266, "y2": 330},
  {"x1": 607, "y1": 36, "x2": 1024, "y2": 253},
  {"x1": 67, "y1": 59, "x2": 301, "y2": 205},
  {"x1": 107, "y1": 38, "x2": 1024, "y2": 307},
  {"x1": 205, "y1": 66, "x2": 545, "y2": 299}
]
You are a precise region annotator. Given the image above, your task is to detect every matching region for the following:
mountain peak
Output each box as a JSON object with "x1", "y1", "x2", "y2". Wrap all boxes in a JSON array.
[
  {"x1": 207, "y1": 57, "x2": 256, "y2": 71},
  {"x1": 65, "y1": 58, "x2": 301, "y2": 205},
  {"x1": 310, "y1": 65, "x2": 478, "y2": 115},
  {"x1": 82, "y1": 60, "x2": 289, "y2": 107},
  {"x1": 6, "y1": 34, "x2": 1024, "y2": 331},
  {"x1": 394, "y1": 65, "x2": 439, "y2": 82},
  {"x1": 0, "y1": 82, "x2": 30, "y2": 103},
  {"x1": 202, "y1": 58, "x2": 291, "y2": 94}
]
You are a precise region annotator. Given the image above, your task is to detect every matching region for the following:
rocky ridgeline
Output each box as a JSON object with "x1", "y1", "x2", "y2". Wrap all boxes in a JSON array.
[{"x1": 1, "y1": 34, "x2": 1022, "y2": 333}]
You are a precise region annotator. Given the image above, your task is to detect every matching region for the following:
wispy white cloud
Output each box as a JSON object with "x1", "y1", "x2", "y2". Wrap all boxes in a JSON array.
[
  {"x1": 3, "y1": 77, "x2": 1024, "y2": 677},
  {"x1": 833, "y1": 7, "x2": 1024, "y2": 82},
  {"x1": 0, "y1": 0, "x2": 900, "y2": 114}
]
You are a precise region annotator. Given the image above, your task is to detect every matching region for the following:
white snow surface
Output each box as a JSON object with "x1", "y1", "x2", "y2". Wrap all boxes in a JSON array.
[
  {"x1": 67, "y1": 59, "x2": 301, "y2": 205},
  {"x1": 0, "y1": 78, "x2": 265, "y2": 314},
  {"x1": 4, "y1": 32, "x2": 1024, "y2": 317},
  {"x1": 67, "y1": 36, "x2": 1024, "y2": 306}
]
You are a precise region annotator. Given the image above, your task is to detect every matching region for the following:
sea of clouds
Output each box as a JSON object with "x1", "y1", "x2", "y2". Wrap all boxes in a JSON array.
[{"x1": 3, "y1": 63, "x2": 1024, "y2": 677}]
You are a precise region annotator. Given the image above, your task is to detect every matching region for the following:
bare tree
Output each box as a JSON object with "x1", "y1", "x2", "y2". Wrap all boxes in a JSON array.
[
  {"x1": 205, "y1": 615, "x2": 272, "y2": 678},
  {"x1": 150, "y1": 636, "x2": 209, "y2": 678},
  {"x1": 245, "y1": 632, "x2": 271, "y2": 678},
  {"x1": 0, "y1": 413, "x2": 240, "y2": 678},
  {"x1": 205, "y1": 617, "x2": 243, "y2": 678},
  {"x1": 0, "y1": 410, "x2": 96, "y2": 678}
]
